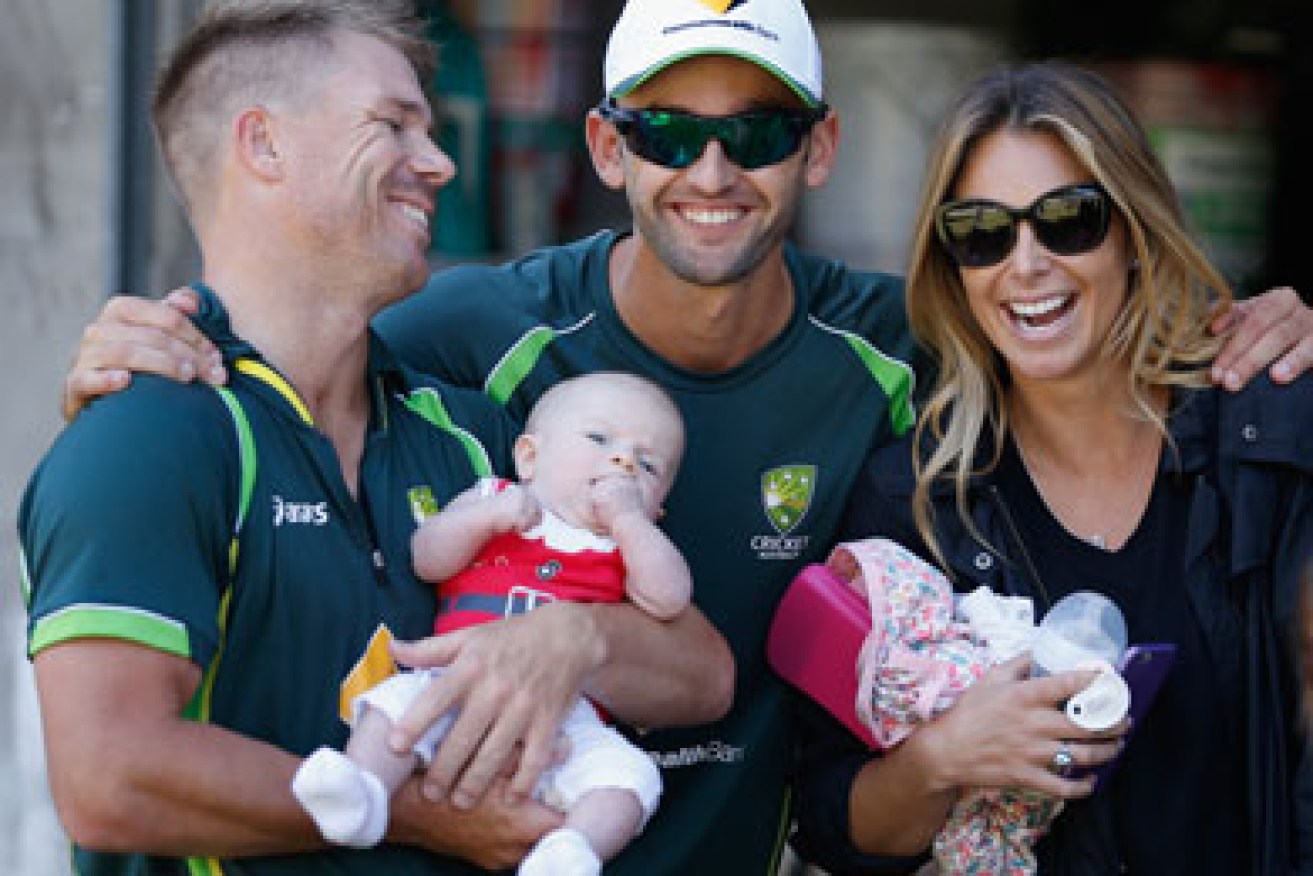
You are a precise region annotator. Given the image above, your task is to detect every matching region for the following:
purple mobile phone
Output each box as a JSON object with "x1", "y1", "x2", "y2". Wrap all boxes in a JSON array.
[{"x1": 1075, "y1": 642, "x2": 1177, "y2": 785}]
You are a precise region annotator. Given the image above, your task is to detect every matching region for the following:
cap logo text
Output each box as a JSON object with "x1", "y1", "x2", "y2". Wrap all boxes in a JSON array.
[{"x1": 664, "y1": 19, "x2": 779, "y2": 43}]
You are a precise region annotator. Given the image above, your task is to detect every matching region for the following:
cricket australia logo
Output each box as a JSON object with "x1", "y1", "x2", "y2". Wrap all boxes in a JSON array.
[
  {"x1": 751, "y1": 464, "x2": 815, "y2": 560},
  {"x1": 407, "y1": 486, "x2": 440, "y2": 524}
]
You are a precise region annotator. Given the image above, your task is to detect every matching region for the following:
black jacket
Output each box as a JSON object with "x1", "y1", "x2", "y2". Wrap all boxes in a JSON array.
[{"x1": 791, "y1": 375, "x2": 1313, "y2": 875}]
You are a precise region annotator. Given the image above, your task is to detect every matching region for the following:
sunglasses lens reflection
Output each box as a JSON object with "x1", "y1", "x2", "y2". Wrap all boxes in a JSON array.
[
  {"x1": 936, "y1": 185, "x2": 1111, "y2": 268},
  {"x1": 1035, "y1": 188, "x2": 1109, "y2": 255},
  {"x1": 940, "y1": 204, "x2": 1015, "y2": 267},
  {"x1": 603, "y1": 103, "x2": 823, "y2": 170}
]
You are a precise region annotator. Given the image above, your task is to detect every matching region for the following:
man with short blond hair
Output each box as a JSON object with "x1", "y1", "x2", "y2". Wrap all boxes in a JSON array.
[{"x1": 21, "y1": 3, "x2": 724, "y2": 874}]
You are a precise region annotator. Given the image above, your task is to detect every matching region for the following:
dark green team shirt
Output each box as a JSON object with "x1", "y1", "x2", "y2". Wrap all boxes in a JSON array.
[
  {"x1": 376, "y1": 230, "x2": 927, "y2": 875},
  {"x1": 20, "y1": 289, "x2": 516, "y2": 876}
]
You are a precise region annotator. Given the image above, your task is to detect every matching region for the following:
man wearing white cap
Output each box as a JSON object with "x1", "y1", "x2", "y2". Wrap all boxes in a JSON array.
[{"x1": 58, "y1": 0, "x2": 1313, "y2": 873}]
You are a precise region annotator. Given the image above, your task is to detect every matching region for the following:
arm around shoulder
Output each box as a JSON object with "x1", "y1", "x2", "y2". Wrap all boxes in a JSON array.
[
  {"x1": 374, "y1": 264, "x2": 515, "y2": 386},
  {"x1": 61, "y1": 288, "x2": 224, "y2": 421}
]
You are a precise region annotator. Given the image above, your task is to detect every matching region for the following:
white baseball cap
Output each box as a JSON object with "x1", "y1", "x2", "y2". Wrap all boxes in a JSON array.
[{"x1": 604, "y1": 0, "x2": 824, "y2": 108}]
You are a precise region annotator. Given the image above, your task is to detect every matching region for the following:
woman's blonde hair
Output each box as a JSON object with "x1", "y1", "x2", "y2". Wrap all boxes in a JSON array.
[{"x1": 905, "y1": 62, "x2": 1232, "y2": 568}]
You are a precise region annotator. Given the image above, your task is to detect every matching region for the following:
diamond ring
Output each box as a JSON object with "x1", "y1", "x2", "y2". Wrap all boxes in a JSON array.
[{"x1": 1051, "y1": 743, "x2": 1075, "y2": 775}]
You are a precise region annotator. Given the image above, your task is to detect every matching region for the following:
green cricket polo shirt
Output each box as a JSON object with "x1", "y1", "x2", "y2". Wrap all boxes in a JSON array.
[
  {"x1": 20, "y1": 286, "x2": 516, "y2": 876},
  {"x1": 376, "y1": 231, "x2": 930, "y2": 875}
]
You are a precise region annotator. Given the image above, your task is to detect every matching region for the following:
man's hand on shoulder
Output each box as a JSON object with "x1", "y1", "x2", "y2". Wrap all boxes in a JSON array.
[
  {"x1": 1210, "y1": 286, "x2": 1313, "y2": 391},
  {"x1": 63, "y1": 288, "x2": 227, "y2": 421}
]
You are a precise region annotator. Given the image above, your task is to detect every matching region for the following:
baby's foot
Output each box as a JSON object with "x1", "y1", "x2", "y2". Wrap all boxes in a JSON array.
[
  {"x1": 518, "y1": 827, "x2": 602, "y2": 876},
  {"x1": 291, "y1": 748, "x2": 388, "y2": 848}
]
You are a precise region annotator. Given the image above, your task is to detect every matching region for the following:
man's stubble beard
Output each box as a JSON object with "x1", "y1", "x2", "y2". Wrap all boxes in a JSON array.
[{"x1": 626, "y1": 173, "x2": 805, "y2": 289}]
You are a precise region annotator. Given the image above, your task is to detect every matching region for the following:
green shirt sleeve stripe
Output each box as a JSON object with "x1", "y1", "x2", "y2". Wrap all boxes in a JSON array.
[
  {"x1": 185, "y1": 588, "x2": 233, "y2": 724},
  {"x1": 168, "y1": 385, "x2": 243, "y2": 730},
  {"x1": 812, "y1": 317, "x2": 918, "y2": 436},
  {"x1": 29, "y1": 604, "x2": 190, "y2": 659},
  {"x1": 213, "y1": 385, "x2": 257, "y2": 535},
  {"x1": 402, "y1": 388, "x2": 494, "y2": 477},
  {"x1": 483, "y1": 314, "x2": 595, "y2": 405}
]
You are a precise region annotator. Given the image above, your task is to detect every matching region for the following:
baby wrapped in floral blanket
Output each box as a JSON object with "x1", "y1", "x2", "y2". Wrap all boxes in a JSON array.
[{"x1": 830, "y1": 538, "x2": 1125, "y2": 875}]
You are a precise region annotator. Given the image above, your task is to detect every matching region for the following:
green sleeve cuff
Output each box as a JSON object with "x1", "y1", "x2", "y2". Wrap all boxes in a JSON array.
[{"x1": 29, "y1": 604, "x2": 191, "y2": 659}]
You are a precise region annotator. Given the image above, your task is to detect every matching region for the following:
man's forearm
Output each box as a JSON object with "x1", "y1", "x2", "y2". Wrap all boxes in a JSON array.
[
  {"x1": 580, "y1": 601, "x2": 734, "y2": 728},
  {"x1": 48, "y1": 711, "x2": 323, "y2": 856},
  {"x1": 36, "y1": 641, "x2": 323, "y2": 857}
]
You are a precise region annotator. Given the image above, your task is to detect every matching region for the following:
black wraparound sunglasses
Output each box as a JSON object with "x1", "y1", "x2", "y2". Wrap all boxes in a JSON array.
[
  {"x1": 934, "y1": 183, "x2": 1113, "y2": 268},
  {"x1": 596, "y1": 98, "x2": 828, "y2": 171}
]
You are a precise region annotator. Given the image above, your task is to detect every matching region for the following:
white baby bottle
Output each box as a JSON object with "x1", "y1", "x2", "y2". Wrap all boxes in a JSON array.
[{"x1": 1031, "y1": 591, "x2": 1131, "y2": 731}]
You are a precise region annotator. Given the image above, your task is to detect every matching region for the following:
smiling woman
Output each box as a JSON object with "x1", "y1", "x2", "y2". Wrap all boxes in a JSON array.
[
  {"x1": 949, "y1": 129, "x2": 1139, "y2": 401},
  {"x1": 794, "y1": 60, "x2": 1313, "y2": 876},
  {"x1": 902, "y1": 65, "x2": 1230, "y2": 561}
]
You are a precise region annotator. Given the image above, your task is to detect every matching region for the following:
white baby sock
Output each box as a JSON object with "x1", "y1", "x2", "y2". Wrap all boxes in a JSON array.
[
  {"x1": 291, "y1": 747, "x2": 389, "y2": 848},
  {"x1": 518, "y1": 827, "x2": 602, "y2": 876}
]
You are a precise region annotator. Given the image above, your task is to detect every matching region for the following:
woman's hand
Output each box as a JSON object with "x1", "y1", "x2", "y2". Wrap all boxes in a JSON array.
[
  {"x1": 846, "y1": 654, "x2": 1127, "y2": 858},
  {"x1": 916, "y1": 655, "x2": 1126, "y2": 799}
]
